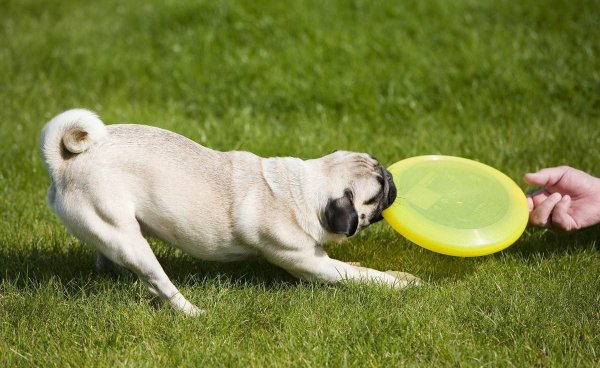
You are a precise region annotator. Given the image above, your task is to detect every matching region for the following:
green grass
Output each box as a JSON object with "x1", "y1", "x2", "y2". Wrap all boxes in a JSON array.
[{"x1": 1, "y1": 0, "x2": 599, "y2": 366}]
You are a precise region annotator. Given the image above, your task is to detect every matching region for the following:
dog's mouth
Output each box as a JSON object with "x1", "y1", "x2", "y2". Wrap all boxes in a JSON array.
[
  {"x1": 368, "y1": 167, "x2": 397, "y2": 224},
  {"x1": 383, "y1": 168, "x2": 397, "y2": 208}
]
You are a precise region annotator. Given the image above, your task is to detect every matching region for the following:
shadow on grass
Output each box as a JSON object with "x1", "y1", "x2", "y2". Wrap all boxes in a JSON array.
[
  {"x1": 503, "y1": 224, "x2": 600, "y2": 261},
  {"x1": 0, "y1": 240, "x2": 299, "y2": 295},
  {"x1": 421, "y1": 226, "x2": 600, "y2": 280},
  {"x1": 2, "y1": 226, "x2": 597, "y2": 296},
  {"x1": 412, "y1": 252, "x2": 482, "y2": 283},
  {"x1": 327, "y1": 233, "x2": 485, "y2": 284},
  {"x1": 335, "y1": 223, "x2": 600, "y2": 285}
]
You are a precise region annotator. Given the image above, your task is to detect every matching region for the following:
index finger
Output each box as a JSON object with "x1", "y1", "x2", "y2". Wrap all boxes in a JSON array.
[{"x1": 526, "y1": 189, "x2": 551, "y2": 212}]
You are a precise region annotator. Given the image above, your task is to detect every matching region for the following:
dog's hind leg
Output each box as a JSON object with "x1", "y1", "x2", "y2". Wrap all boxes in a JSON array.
[
  {"x1": 95, "y1": 251, "x2": 126, "y2": 274},
  {"x1": 102, "y1": 227, "x2": 203, "y2": 316},
  {"x1": 66, "y1": 210, "x2": 203, "y2": 316}
]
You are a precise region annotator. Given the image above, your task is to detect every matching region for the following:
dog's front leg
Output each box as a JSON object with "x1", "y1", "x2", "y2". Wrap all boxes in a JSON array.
[{"x1": 264, "y1": 246, "x2": 421, "y2": 288}]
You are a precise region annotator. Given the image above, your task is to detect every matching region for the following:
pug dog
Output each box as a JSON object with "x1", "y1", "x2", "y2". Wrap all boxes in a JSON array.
[{"x1": 40, "y1": 109, "x2": 420, "y2": 316}]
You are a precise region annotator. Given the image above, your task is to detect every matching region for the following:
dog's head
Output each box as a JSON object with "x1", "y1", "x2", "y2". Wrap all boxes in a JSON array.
[{"x1": 319, "y1": 151, "x2": 397, "y2": 240}]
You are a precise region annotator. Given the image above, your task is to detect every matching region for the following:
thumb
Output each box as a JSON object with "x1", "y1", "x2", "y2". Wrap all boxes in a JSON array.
[{"x1": 524, "y1": 166, "x2": 569, "y2": 187}]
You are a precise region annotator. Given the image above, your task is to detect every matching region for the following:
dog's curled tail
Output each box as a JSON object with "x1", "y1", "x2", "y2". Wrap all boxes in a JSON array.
[{"x1": 40, "y1": 109, "x2": 107, "y2": 179}]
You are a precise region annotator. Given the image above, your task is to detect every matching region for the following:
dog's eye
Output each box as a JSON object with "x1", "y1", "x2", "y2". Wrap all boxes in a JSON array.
[
  {"x1": 363, "y1": 175, "x2": 385, "y2": 205},
  {"x1": 364, "y1": 187, "x2": 383, "y2": 205}
]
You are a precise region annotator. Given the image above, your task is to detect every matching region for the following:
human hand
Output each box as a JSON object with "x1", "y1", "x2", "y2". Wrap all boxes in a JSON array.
[{"x1": 524, "y1": 166, "x2": 600, "y2": 232}]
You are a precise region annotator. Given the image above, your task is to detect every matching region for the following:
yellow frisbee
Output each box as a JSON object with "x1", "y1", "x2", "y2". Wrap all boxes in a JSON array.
[{"x1": 382, "y1": 155, "x2": 528, "y2": 257}]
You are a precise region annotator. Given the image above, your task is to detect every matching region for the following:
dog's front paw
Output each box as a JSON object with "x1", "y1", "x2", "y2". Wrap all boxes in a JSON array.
[{"x1": 385, "y1": 270, "x2": 423, "y2": 288}]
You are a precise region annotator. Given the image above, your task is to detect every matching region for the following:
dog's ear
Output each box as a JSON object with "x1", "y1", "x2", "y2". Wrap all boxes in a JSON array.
[{"x1": 324, "y1": 189, "x2": 358, "y2": 237}]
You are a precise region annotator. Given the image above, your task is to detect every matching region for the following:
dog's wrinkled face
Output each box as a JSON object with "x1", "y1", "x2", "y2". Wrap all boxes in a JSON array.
[{"x1": 320, "y1": 151, "x2": 397, "y2": 239}]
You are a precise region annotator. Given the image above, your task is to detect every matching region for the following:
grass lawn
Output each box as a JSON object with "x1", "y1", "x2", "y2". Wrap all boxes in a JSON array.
[{"x1": 1, "y1": 0, "x2": 599, "y2": 366}]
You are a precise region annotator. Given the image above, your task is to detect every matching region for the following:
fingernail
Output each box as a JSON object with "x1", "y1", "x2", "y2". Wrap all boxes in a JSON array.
[
  {"x1": 549, "y1": 192, "x2": 562, "y2": 201},
  {"x1": 562, "y1": 195, "x2": 570, "y2": 202}
]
